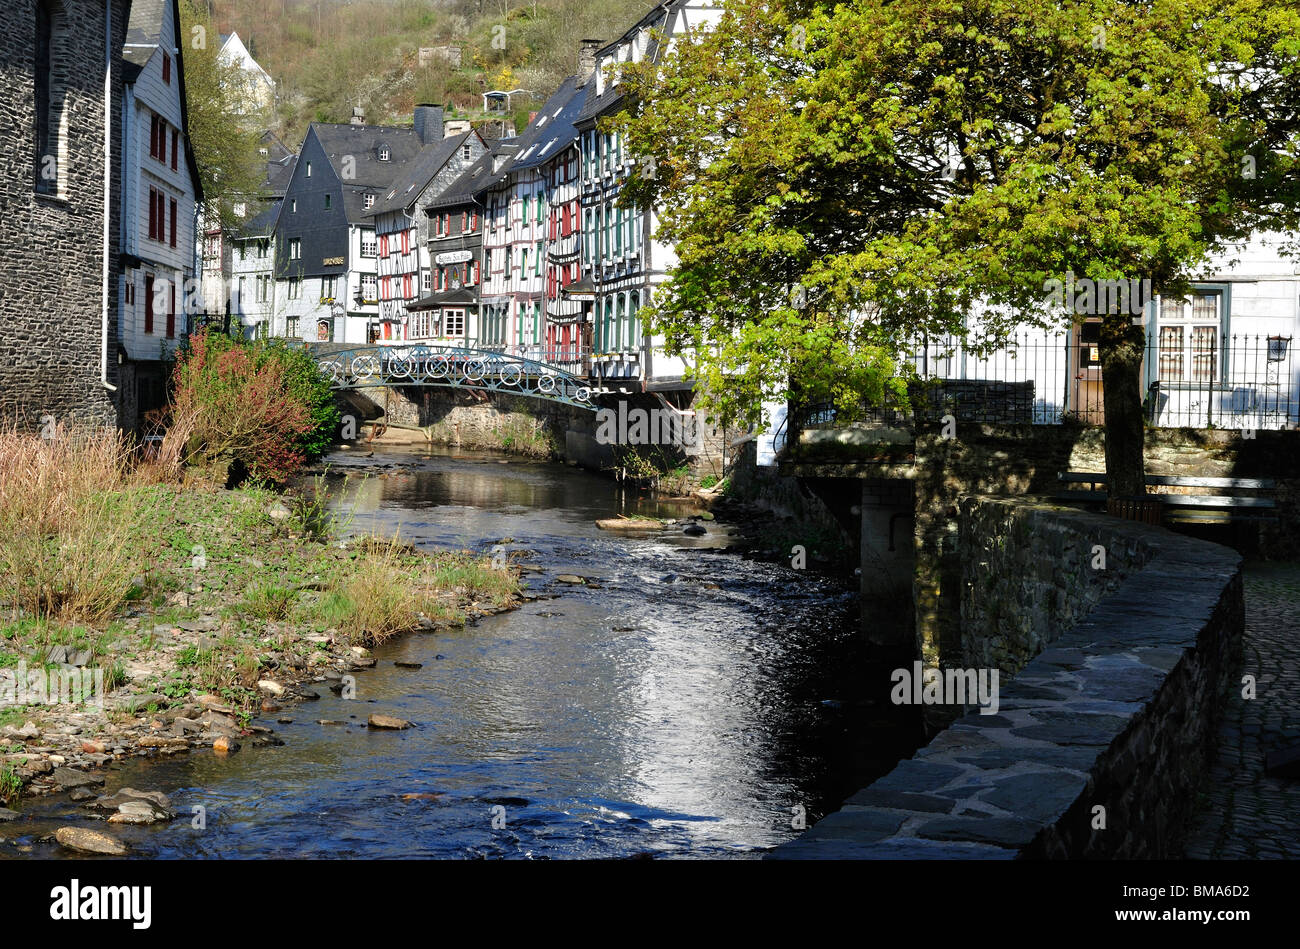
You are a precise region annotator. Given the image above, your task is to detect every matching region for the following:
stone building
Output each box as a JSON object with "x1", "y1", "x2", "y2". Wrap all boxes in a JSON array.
[{"x1": 0, "y1": 0, "x2": 132, "y2": 429}]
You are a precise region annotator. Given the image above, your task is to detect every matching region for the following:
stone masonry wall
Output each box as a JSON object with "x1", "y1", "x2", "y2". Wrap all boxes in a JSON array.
[
  {"x1": 0, "y1": 0, "x2": 129, "y2": 430},
  {"x1": 771, "y1": 498, "x2": 1242, "y2": 859},
  {"x1": 960, "y1": 499, "x2": 1158, "y2": 675}
]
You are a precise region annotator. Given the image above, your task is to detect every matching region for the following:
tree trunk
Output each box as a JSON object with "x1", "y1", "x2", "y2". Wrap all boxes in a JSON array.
[{"x1": 1099, "y1": 315, "x2": 1147, "y2": 497}]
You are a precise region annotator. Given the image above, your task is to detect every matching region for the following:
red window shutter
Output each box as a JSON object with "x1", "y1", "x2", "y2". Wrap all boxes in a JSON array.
[
  {"x1": 471, "y1": 211, "x2": 477, "y2": 232},
  {"x1": 148, "y1": 189, "x2": 156, "y2": 240},
  {"x1": 162, "y1": 53, "x2": 170, "y2": 84},
  {"x1": 170, "y1": 198, "x2": 177, "y2": 247},
  {"x1": 144, "y1": 275, "x2": 154, "y2": 334},
  {"x1": 402, "y1": 230, "x2": 409, "y2": 255},
  {"x1": 472, "y1": 260, "x2": 479, "y2": 284},
  {"x1": 171, "y1": 130, "x2": 178, "y2": 171},
  {"x1": 167, "y1": 283, "x2": 175, "y2": 338},
  {"x1": 461, "y1": 212, "x2": 467, "y2": 232}
]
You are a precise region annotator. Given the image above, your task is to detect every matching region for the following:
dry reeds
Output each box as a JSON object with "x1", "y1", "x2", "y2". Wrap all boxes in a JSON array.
[{"x1": 0, "y1": 423, "x2": 155, "y2": 622}]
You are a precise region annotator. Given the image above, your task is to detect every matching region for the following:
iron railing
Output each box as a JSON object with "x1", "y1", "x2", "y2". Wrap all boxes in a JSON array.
[{"x1": 788, "y1": 331, "x2": 1297, "y2": 434}]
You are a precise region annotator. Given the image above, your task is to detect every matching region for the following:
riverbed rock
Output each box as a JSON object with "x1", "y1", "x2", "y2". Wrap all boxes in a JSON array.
[
  {"x1": 682, "y1": 523, "x2": 707, "y2": 537},
  {"x1": 68, "y1": 788, "x2": 96, "y2": 802},
  {"x1": 80, "y1": 740, "x2": 107, "y2": 754},
  {"x1": 107, "y1": 800, "x2": 173, "y2": 825},
  {"x1": 213, "y1": 736, "x2": 241, "y2": 755},
  {"x1": 51, "y1": 767, "x2": 104, "y2": 790},
  {"x1": 367, "y1": 714, "x2": 411, "y2": 730},
  {"x1": 85, "y1": 788, "x2": 173, "y2": 816},
  {"x1": 394, "y1": 661, "x2": 423, "y2": 669},
  {"x1": 0, "y1": 808, "x2": 19, "y2": 822},
  {"x1": 6, "y1": 721, "x2": 40, "y2": 739},
  {"x1": 268, "y1": 503, "x2": 291, "y2": 521},
  {"x1": 54, "y1": 827, "x2": 128, "y2": 856},
  {"x1": 555, "y1": 575, "x2": 585, "y2": 584},
  {"x1": 257, "y1": 679, "x2": 285, "y2": 696}
]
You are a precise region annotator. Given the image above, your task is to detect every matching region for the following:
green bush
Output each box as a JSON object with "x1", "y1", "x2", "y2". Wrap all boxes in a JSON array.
[{"x1": 255, "y1": 341, "x2": 341, "y2": 461}]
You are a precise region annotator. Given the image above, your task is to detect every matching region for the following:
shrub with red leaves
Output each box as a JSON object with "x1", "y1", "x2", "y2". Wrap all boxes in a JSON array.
[{"x1": 172, "y1": 329, "x2": 313, "y2": 482}]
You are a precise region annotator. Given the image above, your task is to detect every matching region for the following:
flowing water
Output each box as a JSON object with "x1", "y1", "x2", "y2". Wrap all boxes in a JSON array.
[{"x1": 5, "y1": 447, "x2": 921, "y2": 859}]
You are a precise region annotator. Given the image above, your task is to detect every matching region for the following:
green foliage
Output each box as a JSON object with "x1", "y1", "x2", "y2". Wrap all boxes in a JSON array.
[
  {"x1": 619, "y1": 0, "x2": 1300, "y2": 438},
  {"x1": 179, "y1": 0, "x2": 270, "y2": 231},
  {"x1": 255, "y1": 341, "x2": 342, "y2": 460}
]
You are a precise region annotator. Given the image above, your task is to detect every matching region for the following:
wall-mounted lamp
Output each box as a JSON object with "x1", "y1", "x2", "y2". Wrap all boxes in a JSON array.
[{"x1": 1267, "y1": 335, "x2": 1290, "y2": 362}]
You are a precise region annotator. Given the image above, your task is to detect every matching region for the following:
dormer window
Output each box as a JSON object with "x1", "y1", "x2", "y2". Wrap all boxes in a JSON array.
[
  {"x1": 378, "y1": 145, "x2": 391, "y2": 161},
  {"x1": 363, "y1": 193, "x2": 375, "y2": 210}
]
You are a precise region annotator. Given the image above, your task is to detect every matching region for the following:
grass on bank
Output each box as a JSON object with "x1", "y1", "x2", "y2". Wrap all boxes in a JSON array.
[{"x1": 0, "y1": 426, "x2": 519, "y2": 716}]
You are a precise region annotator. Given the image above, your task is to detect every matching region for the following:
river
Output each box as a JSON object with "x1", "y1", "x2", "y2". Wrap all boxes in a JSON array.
[{"x1": 7, "y1": 447, "x2": 920, "y2": 859}]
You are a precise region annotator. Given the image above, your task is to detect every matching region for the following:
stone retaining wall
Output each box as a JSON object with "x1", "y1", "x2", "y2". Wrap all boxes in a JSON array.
[{"x1": 770, "y1": 498, "x2": 1242, "y2": 859}]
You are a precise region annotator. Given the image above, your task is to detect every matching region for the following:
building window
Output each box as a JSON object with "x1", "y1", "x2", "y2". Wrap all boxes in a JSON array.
[
  {"x1": 364, "y1": 193, "x2": 375, "y2": 209},
  {"x1": 143, "y1": 274, "x2": 155, "y2": 334},
  {"x1": 257, "y1": 239, "x2": 268, "y2": 259},
  {"x1": 360, "y1": 274, "x2": 377, "y2": 302},
  {"x1": 290, "y1": 198, "x2": 296, "y2": 213},
  {"x1": 305, "y1": 161, "x2": 311, "y2": 177},
  {"x1": 324, "y1": 193, "x2": 331, "y2": 209},
  {"x1": 422, "y1": 271, "x2": 430, "y2": 291},
  {"x1": 378, "y1": 145, "x2": 390, "y2": 161},
  {"x1": 445, "y1": 310, "x2": 465, "y2": 337},
  {"x1": 322, "y1": 275, "x2": 337, "y2": 301},
  {"x1": 288, "y1": 277, "x2": 301, "y2": 300},
  {"x1": 462, "y1": 142, "x2": 472, "y2": 160},
  {"x1": 171, "y1": 129, "x2": 178, "y2": 171},
  {"x1": 34, "y1": 0, "x2": 64, "y2": 194},
  {"x1": 1156, "y1": 290, "x2": 1224, "y2": 384},
  {"x1": 289, "y1": 238, "x2": 301, "y2": 260},
  {"x1": 166, "y1": 282, "x2": 176, "y2": 338},
  {"x1": 162, "y1": 52, "x2": 171, "y2": 84},
  {"x1": 361, "y1": 232, "x2": 377, "y2": 257},
  {"x1": 169, "y1": 198, "x2": 177, "y2": 248}
]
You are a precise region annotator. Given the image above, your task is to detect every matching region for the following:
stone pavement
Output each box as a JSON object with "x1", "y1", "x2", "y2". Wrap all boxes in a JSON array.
[{"x1": 1181, "y1": 562, "x2": 1300, "y2": 859}]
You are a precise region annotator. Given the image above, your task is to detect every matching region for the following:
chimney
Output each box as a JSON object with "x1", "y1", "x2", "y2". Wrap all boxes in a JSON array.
[
  {"x1": 350, "y1": 106, "x2": 365, "y2": 126},
  {"x1": 414, "y1": 104, "x2": 445, "y2": 144},
  {"x1": 579, "y1": 39, "x2": 602, "y2": 81}
]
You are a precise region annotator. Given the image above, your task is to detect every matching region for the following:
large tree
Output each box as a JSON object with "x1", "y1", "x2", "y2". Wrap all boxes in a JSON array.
[
  {"x1": 619, "y1": 0, "x2": 1300, "y2": 496},
  {"x1": 179, "y1": 0, "x2": 271, "y2": 234}
]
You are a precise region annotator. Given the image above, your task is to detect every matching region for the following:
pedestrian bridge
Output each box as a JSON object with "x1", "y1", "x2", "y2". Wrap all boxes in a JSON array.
[{"x1": 311, "y1": 344, "x2": 595, "y2": 410}]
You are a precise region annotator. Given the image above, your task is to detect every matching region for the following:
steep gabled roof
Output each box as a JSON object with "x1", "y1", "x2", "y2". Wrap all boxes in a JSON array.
[
  {"x1": 365, "y1": 129, "x2": 480, "y2": 218},
  {"x1": 503, "y1": 76, "x2": 587, "y2": 172},
  {"x1": 304, "y1": 123, "x2": 424, "y2": 224}
]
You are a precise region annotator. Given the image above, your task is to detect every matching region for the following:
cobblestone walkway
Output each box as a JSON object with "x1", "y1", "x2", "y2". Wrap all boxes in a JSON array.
[{"x1": 1182, "y1": 561, "x2": 1300, "y2": 858}]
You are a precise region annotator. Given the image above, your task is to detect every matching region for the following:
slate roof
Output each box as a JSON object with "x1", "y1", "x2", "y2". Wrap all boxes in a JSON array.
[
  {"x1": 123, "y1": 0, "x2": 166, "y2": 67},
  {"x1": 263, "y1": 154, "x2": 297, "y2": 196},
  {"x1": 236, "y1": 203, "x2": 280, "y2": 239},
  {"x1": 426, "y1": 144, "x2": 516, "y2": 210},
  {"x1": 307, "y1": 123, "x2": 425, "y2": 224},
  {"x1": 365, "y1": 130, "x2": 478, "y2": 218},
  {"x1": 504, "y1": 76, "x2": 587, "y2": 172},
  {"x1": 407, "y1": 287, "x2": 478, "y2": 310}
]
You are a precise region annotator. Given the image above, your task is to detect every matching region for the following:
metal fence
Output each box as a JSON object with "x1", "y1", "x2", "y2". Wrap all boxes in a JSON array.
[{"x1": 787, "y1": 331, "x2": 1297, "y2": 435}]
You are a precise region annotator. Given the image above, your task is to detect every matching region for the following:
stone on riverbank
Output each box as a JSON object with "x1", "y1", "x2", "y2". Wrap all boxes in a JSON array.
[
  {"x1": 55, "y1": 827, "x2": 128, "y2": 856},
  {"x1": 213, "y1": 736, "x2": 241, "y2": 755}
]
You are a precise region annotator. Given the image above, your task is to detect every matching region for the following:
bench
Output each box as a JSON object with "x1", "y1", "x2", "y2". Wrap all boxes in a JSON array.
[{"x1": 1054, "y1": 472, "x2": 1277, "y2": 523}]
